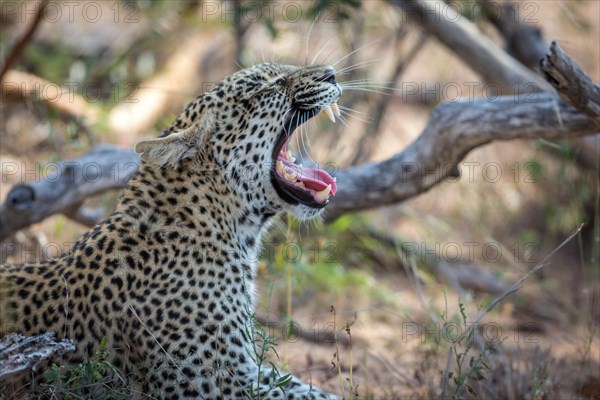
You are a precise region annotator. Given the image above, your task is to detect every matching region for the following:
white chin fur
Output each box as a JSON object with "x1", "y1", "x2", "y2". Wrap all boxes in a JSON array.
[{"x1": 289, "y1": 204, "x2": 325, "y2": 221}]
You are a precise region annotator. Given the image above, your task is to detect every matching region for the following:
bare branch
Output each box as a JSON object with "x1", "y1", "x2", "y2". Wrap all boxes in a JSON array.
[
  {"x1": 2, "y1": 41, "x2": 599, "y2": 239},
  {"x1": 0, "y1": 0, "x2": 49, "y2": 82},
  {"x1": 1, "y1": 70, "x2": 99, "y2": 125},
  {"x1": 541, "y1": 42, "x2": 600, "y2": 123},
  {"x1": 390, "y1": 0, "x2": 553, "y2": 93},
  {"x1": 0, "y1": 146, "x2": 138, "y2": 242},
  {"x1": 107, "y1": 32, "x2": 230, "y2": 139},
  {"x1": 255, "y1": 315, "x2": 352, "y2": 347},
  {"x1": 478, "y1": 0, "x2": 548, "y2": 71},
  {"x1": 323, "y1": 93, "x2": 598, "y2": 221}
]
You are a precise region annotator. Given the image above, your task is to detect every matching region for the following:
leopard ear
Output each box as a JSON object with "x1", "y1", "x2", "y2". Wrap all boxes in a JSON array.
[{"x1": 135, "y1": 111, "x2": 213, "y2": 168}]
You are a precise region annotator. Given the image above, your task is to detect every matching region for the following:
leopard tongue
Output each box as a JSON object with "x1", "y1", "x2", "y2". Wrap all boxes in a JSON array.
[{"x1": 277, "y1": 153, "x2": 337, "y2": 203}]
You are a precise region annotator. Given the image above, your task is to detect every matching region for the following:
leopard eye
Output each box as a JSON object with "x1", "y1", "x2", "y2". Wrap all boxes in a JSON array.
[{"x1": 275, "y1": 77, "x2": 287, "y2": 86}]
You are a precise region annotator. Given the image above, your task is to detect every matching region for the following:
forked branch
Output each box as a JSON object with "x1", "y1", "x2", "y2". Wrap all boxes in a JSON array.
[{"x1": 324, "y1": 92, "x2": 598, "y2": 221}]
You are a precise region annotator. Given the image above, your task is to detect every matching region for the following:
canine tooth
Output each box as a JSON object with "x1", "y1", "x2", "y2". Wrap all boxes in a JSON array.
[
  {"x1": 284, "y1": 172, "x2": 297, "y2": 181},
  {"x1": 331, "y1": 102, "x2": 340, "y2": 117},
  {"x1": 286, "y1": 150, "x2": 295, "y2": 162},
  {"x1": 315, "y1": 184, "x2": 332, "y2": 202},
  {"x1": 322, "y1": 106, "x2": 335, "y2": 123}
]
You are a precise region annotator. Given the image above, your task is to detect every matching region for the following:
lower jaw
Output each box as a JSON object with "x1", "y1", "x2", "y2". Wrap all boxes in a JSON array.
[{"x1": 270, "y1": 173, "x2": 328, "y2": 209}]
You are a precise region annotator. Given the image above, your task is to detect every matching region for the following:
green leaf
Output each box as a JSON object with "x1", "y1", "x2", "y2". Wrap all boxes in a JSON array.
[
  {"x1": 43, "y1": 364, "x2": 60, "y2": 383},
  {"x1": 99, "y1": 336, "x2": 107, "y2": 352},
  {"x1": 275, "y1": 373, "x2": 293, "y2": 387}
]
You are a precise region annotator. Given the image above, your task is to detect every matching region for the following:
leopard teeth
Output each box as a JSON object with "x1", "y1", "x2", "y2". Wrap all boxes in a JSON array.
[
  {"x1": 322, "y1": 106, "x2": 335, "y2": 123},
  {"x1": 315, "y1": 184, "x2": 332, "y2": 203},
  {"x1": 276, "y1": 161, "x2": 286, "y2": 175},
  {"x1": 285, "y1": 150, "x2": 295, "y2": 162},
  {"x1": 331, "y1": 102, "x2": 340, "y2": 117}
]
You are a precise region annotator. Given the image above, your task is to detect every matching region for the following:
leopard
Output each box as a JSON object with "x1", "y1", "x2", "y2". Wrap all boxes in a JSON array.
[{"x1": 0, "y1": 62, "x2": 342, "y2": 399}]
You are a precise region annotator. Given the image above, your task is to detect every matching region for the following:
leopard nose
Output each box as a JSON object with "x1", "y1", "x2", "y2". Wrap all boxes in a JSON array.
[{"x1": 318, "y1": 67, "x2": 336, "y2": 84}]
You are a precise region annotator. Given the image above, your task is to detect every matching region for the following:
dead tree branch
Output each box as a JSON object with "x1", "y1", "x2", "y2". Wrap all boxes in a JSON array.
[
  {"x1": 2, "y1": 37, "x2": 599, "y2": 238},
  {"x1": 390, "y1": 0, "x2": 553, "y2": 93},
  {"x1": 255, "y1": 315, "x2": 353, "y2": 347},
  {"x1": 0, "y1": 146, "x2": 138, "y2": 242},
  {"x1": 539, "y1": 43, "x2": 600, "y2": 170},
  {"x1": 2, "y1": 70, "x2": 99, "y2": 126},
  {"x1": 324, "y1": 92, "x2": 598, "y2": 221},
  {"x1": 0, "y1": 0, "x2": 49, "y2": 82},
  {"x1": 541, "y1": 42, "x2": 600, "y2": 123},
  {"x1": 107, "y1": 32, "x2": 230, "y2": 141},
  {"x1": 0, "y1": 332, "x2": 75, "y2": 380},
  {"x1": 478, "y1": 0, "x2": 548, "y2": 71}
]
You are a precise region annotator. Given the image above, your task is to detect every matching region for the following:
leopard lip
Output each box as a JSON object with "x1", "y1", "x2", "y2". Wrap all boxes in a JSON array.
[{"x1": 271, "y1": 106, "x2": 338, "y2": 209}]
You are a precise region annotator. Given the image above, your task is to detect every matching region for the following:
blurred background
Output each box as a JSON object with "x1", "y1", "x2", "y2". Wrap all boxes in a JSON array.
[{"x1": 1, "y1": 0, "x2": 599, "y2": 398}]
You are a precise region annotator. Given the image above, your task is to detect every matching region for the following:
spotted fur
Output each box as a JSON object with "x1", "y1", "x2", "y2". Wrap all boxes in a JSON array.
[{"x1": 1, "y1": 63, "x2": 342, "y2": 399}]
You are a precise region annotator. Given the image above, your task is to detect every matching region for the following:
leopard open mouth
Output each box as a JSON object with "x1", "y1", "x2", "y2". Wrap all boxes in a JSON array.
[{"x1": 271, "y1": 102, "x2": 340, "y2": 209}]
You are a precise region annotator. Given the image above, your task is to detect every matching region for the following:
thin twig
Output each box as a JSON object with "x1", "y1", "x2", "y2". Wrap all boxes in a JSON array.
[
  {"x1": 0, "y1": 0, "x2": 49, "y2": 82},
  {"x1": 468, "y1": 224, "x2": 581, "y2": 340}
]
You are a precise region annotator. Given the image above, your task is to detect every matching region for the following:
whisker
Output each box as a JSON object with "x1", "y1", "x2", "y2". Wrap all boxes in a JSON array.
[
  {"x1": 331, "y1": 38, "x2": 382, "y2": 68},
  {"x1": 336, "y1": 112, "x2": 352, "y2": 128},
  {"x1": 305, "y1": 11, "x2": 321, "y2": 65},
  {"x1": 339, "y1": 109, "x2": 371, "y2": 124},
  {"x1": 336, "y1": 59, "x2": 380, "y2": 75},
  {"x1": 233, "y1": 59, "x2": 243, "y2": 70},
  {"x1": 260, "y1": 47, "x2": 267, "y2": 64},
  {"x1": 340, "y1": 87, "x2": 397, "y2": 92},
  {"x1": 298, "y1": 118, "x2": 310, "y2": 163},
  {"x1": 294, "y1": 111, "x2": 302, "y2": 157},
  {"x1": 302, "y1": 115, "x2": 316, "y2": 165},
  {"x1": 339, "y1": 87, "x2": 395, "y2": 95},
  {"x1": 338, "y1": 104, "x2": 366, "y2": 115},
  {"x1": 319, "y1": 46, "x2": 342, "y2": 67},
  {"x1": 339, "y1": 81, "x2": 395, "y2": 86},
  {"x1": 311, "y1": 36, "x2": 336, "y2": 66}
]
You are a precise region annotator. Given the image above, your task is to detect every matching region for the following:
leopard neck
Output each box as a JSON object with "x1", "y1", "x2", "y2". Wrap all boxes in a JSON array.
[{"x1": 114, "y1": 157, "x2": 273, "y2": 280}]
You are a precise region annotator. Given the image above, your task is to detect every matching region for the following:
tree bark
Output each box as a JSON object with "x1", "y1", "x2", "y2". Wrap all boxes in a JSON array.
[
  {"x1": 324, "y1": 92, "x2": 598, "y2": 221},
  {"x1": 478, "y1": 0, "x2": 548, "y2": 71},
  {"x1": 541, "y1": 42, "x2": 600, "y2": 123},
  {"x1": 0, "y1": 146, "x2": 138, "y2": 242},
  {"x1": 0, "y1": 333, "x2": 75, "y2": 379}
]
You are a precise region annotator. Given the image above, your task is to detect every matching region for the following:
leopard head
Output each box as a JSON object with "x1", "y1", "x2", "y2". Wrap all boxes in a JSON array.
[{"x1": 135, "y1": 63, "x2": 342, "y2": 221}]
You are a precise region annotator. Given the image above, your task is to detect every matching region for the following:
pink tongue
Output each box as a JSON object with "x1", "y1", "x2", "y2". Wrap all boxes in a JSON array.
[{"x1": 278, "y1": 156, "x2": 337, "y2": 195}]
